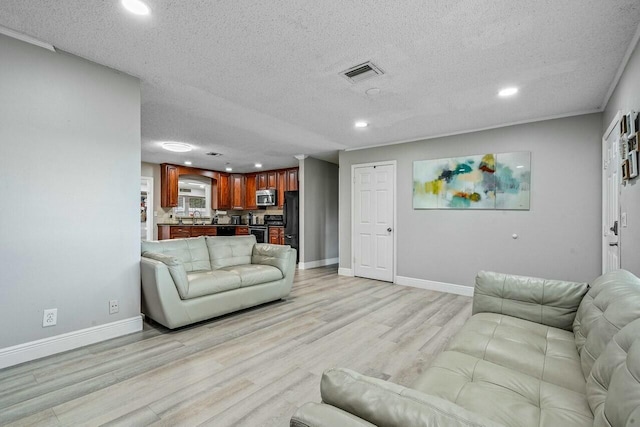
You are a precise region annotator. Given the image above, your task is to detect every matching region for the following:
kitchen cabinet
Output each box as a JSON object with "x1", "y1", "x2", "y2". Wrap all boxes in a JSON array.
[
  {"x1": 267, "y1": 172, "x2": 277, "y2": 189},
  {"x1": 245, "y1": 173, "x2": 257, "y2": 209},
  {"x1": 286, "y1": 168, "x2": 298, "y2": 191},
  {"x1": 269, "y1": 226, "x2": 284, "y2": 245},
  {"x1": 190, "y1": 226, "x2": 218, "y2": 237},
  {"x1": 236, "y1": 226, "x2": 249, "y2": 235},
  {"x1": 257, "y1": 173, "x2": 267, "y2": 190},
  {"x1": 160, "y1": 164, "x2": 179, "y2": 207},
  {"x1": 158, "y1": 225, "x2": 224, "y2": 240},
  {"x1": 230, "y1": 174, "x2": 245, "y2": 210},
  {"x1": 217, "y1": 173, "x2": 231, "y2": 210},
  {"x1": 277, "y1": 170, "x2": 286, "y2": 208}
]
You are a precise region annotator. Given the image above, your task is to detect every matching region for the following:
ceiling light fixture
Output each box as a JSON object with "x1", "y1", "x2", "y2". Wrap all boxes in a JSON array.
[
  {"x1": 498, "y1": 87, "x2": 518, "y2": 97},
  {"x1": 162, "y1": 142, "x2": 192, "y2": 152},
  {"x1": 184, "y1": 161, "x2": 192, "y2": 166},
  {"x1": 355, "y1": 121, "x2": 368, "y2": 128},
  {"x1": 255, "y1": 163, "x2": 263, "y2": 168},
  {"x1": 121, "y1": 0, "x2": 150, "y2": 15},
  {"x1": 225, "y1": 167, "x2": 233, "y2": 172}
]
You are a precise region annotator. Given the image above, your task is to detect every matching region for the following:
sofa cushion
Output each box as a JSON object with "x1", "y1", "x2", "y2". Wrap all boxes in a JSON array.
[
  {"x1": 141, "y1": 236, "x2": 211, "y2": 272},
  {"x1": 220, "y1": 264, "x2": 283, "y2": 287},
  {"x1": 473, "y1": 271, "x2": 588, "y2": 331},
  {"x1": 414, "y1": 351, "x2": 593, "y2": 427},
  {"x1": 206, "y1": 235, "x2": 256, "y2": 269},
  {"x1": 437, "y1": 313, "x2": 585, "y2": 393},
  {"x1": 587, "y1": 318, "x2": 640, "y2": 427},
  {"x1": 573, "y1": 269, "x2": 640, "y2": 379},
  {"x1": 184, "y1": 270, "x2": 241, "y2": 299}
]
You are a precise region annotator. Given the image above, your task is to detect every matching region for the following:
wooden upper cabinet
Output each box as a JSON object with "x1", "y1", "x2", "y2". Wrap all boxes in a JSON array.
[
  {"x1": 217, "y1": 173, "x2": 231, "y2": 210},
  {"x1": 161, "y1": 164, "x2": 179, "y2": 207},
  {"x1": 277, "y1": 170, "x2": 286, "y2": 208},
  {"x1": 286, "y1": 168, "x2": 299, "y2": 191},
  {"x1": 257, "y1": 173, "x2": 267, "y2": 190},
  {"x1": 245, "y1": 173, "x2": 257, "y2": 210},
  {"x1": 267, "y1": 172, "x2": 277, "y2": 189},
  {"x1": 230, "y1": 174, "x2": 245, "y2": 210}
]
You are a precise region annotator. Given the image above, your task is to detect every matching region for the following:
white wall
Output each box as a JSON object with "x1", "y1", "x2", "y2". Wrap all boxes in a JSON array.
[
  {"x1": 301, "y1": 157, "x2": 339, "y2": 266},
  {"x1": 339, "y1": 114, "x2": 603, "y2": 287},
  {"x1": 0, "y1": 35, "x2": 142, "y2": 359},
  {"x1": 141, "y1": 162, "x2": 161, "y2": 240},
  {"x1": 603, "y1": 38, "x2": 640, "y2": 277}
]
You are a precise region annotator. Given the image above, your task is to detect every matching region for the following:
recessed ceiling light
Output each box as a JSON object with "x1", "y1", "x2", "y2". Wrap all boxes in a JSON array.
[
  {"x1": 121, "y1": 0, "x2": 150, "y2": 15},
  {"x1": 162, "y1": 142, "x2": 192, "y2": 152},
  {"x1": 225, "y1": 167, "x2": 233, "y2": 172},
  {"x1": 365, "y1": 88, "x2": 380, "y2": 97},
  {"x1": 184, "y1": 161, "x2": 192, "y2": 166},
  {"x1": 255, "y1": 163, "x2": 263, "y2": 168},
  {"x1": 355, "y1": 121, "x2": 368, "y2": 128},
  {"x1": 498, "y1": 87, "x2": 518, "y2": 97}
]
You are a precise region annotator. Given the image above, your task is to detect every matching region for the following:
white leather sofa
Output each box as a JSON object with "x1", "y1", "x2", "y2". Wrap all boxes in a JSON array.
[{"x1": 140, "y1": 235, "x2": 296, "y2": 328}]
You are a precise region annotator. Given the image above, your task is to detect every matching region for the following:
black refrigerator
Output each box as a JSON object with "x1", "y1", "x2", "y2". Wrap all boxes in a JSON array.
[{"x1": 283, "y1": 191, "x2": 299, "y2": 262}]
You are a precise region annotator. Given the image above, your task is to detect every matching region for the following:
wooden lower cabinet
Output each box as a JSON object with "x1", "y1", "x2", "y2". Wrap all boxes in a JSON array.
[
  {"x1": 158, "y1": 225, "x2": 221, "y2": 240},
  {"x1": 236, "y1": 226, "x2": 249, "y2": 235},
  {"x1": 269, "y1": 226, "x2": 285, "y2": 245}
]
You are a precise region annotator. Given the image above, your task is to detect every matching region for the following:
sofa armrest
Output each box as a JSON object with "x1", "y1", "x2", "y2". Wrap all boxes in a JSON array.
[
  {"x1": 291, "y1": 402, "x2": 376, "y2": 427},
  {"x1": 252, "y1": 243, "x2": 296, "y2": 277},
  {"x1": 473, "y1": 270, "x2": 588, "y2": 331},
  {"x1": 142, "y1": 251, "x2": 189, "y2": 298},
  {"x1": 316, "y1": 368, "x2": 504, "y2": 427}
]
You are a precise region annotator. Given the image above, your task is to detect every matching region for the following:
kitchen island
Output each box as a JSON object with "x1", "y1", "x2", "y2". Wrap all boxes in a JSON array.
[{"x1": 156, "y1": 224, "x2": 249, "y2": 240}]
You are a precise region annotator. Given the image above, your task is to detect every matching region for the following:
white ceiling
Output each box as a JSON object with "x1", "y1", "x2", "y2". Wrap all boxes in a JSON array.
[{"x1": 2, "y1": 1, "x2": 640, "y2": 172}]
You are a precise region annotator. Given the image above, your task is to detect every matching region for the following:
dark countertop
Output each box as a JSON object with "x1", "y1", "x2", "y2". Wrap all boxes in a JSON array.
[{"x1": 157, "y1": 223, "x2": 250, "y2": 226}]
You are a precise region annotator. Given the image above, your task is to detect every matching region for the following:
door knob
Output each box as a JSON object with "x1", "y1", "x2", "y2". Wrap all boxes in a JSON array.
[{"x1": 387, "y1": 227, "x2": 392, "y2": 232}]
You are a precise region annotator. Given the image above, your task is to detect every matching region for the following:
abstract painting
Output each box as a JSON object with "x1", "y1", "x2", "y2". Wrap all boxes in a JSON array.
[{"x1": 413, "y1": 152, "x2": 530, "y2": 210}]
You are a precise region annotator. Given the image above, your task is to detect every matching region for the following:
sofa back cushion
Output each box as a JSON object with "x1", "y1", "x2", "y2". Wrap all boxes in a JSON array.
[
  {"x1": 573, "y1": 269, "x2": 640, "y2": 379},
  {"x1": 141, "y1": 236, "x2": 211, "y2": 272},
  {"x1": 206, "y1": 235, "x2": 256, "y2": 269},
  {"x1": 586, "y1": 318, "x2": 640, "y2": 427}
]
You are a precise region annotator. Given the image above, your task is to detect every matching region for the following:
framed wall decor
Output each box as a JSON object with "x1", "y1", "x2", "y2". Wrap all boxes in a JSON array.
[
  {"x1": 630, "y1": 149, "x2": 639, "y2": 179},
  {"x1": 622, "y1": 159, "x2": 630, "y2": 180},
  {"x1": 413, "y1": 151, "x2": 531, "y2": 210}
]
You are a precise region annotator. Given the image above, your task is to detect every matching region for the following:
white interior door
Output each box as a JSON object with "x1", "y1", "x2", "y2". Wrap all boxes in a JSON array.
[
  {"x1": 353, "y1": 163, "x2": 395, "y2": 282},
  {"x1": 141, "y1": 176, "x2": 154, "y2": 241},
  {"x1": 602, "y1": 114, "x2": 621, "y2": 273}
]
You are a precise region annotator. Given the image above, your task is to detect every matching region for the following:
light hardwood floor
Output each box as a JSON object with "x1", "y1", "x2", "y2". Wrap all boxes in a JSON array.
[{"x1": 0, "y1": 267, "x2": 472, "y2": 426}]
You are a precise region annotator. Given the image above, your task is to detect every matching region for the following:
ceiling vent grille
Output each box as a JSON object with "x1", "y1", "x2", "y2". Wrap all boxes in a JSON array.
[
  {"x1": 341, "y1": 61, "x2": 384, "y2": 84},
  {"x1": 206, "y1": 152, "x2": 222, "y2": 156}
]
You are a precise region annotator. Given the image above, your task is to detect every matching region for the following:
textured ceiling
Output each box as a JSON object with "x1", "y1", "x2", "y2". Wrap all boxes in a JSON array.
[{"x1": 2, "y1": 1, "x2": 640, "y2": 172}]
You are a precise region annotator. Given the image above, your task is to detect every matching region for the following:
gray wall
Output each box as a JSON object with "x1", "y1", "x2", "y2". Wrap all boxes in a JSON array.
[
  {"x1": 0, "y1": 35, "x2": 141, "y2": 348},
  {"x1": 340, "y1": 114, "x2": 603, "y2": 286},
  {"x1": 141, "y1": 162, "x2": 162, "y2": 240},
  {"x1": 603, "y1": 39, "x2": 640, "y2": 277},
  {"x1": 302, "y1": 157, "x2": 339, "y2": 263}
]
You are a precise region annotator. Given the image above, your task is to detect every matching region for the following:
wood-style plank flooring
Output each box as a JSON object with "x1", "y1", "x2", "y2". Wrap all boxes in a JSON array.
[{"x1": 0, "y1": 267, "x2": 472, "y2": 426}]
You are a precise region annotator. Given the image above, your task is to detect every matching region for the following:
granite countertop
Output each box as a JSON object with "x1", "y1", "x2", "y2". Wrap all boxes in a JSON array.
[{"x1": 157, "y1": 223, "x2": 250, "y2": 226}]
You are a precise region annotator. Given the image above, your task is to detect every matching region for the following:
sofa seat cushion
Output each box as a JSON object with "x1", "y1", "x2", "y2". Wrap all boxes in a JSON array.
[
  {"x1": 220, "y1": 264, "x2": 283, "y2": 287},
  {"x1": 184, "y1": 270, "x2": 241, "y2": 299},
  {"x1": 440, "y1": 313, "x2": 585, "y2": 393},
  {"x1": 413, "y1": 351, "x2": 593, "y2": 427}
]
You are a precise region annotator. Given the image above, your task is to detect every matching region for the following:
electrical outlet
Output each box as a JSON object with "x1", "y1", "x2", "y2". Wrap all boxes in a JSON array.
[
  {"x1": 43, "y1": 308, "x2": 57, "y2": 327},
  {"x1": 109, "y1": 299, "x2": 119, "y2": 314}
]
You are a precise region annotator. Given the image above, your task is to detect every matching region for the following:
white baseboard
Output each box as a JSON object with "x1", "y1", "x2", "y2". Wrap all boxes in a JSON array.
[
  {"x1": 395, "y1": 276, "x2": 474, "y2": 297},
  {"x1": 0, "y1": 316, "x2": 143, "y2": 369},
  {"x1": 338, "y1": 267, "x2": 354, "y2": 277},
  {"x1": 298, "y1": 257, "x2": 339, "y2": 270}
]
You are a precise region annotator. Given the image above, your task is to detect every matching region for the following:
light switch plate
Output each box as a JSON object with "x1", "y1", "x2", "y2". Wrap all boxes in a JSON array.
[{"x1": 622, "y1": 212, "x2": 628, "y2": 227}]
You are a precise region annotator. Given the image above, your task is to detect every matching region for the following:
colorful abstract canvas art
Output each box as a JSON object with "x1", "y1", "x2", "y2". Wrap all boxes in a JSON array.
[{"x1": 413, "y1": 152, "x2": 531, "y2": 210}]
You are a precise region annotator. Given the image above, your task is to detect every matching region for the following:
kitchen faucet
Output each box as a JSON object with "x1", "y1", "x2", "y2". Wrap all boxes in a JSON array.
[{"x1": 192, "y1": 210, "x2": 202, "y2": 225}]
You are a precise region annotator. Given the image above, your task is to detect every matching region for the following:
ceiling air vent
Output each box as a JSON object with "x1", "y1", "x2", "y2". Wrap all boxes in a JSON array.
[
  {"x1": 341, "y1": 61, "x2": 384, "y2": 84},
  {"x1": 206, "y1": 152, "x2": 222, "y2": 157}
]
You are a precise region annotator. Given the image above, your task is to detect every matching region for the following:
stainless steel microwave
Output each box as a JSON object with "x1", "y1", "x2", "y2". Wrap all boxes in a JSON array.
[{"x1": 256, "y1": 189, "x2": 276, "y2": 206}]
